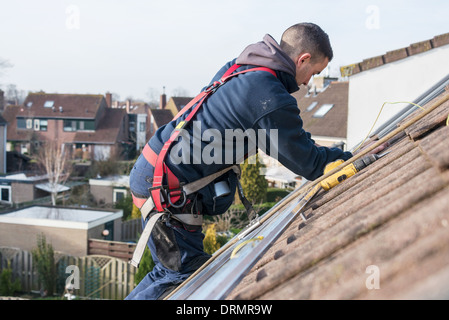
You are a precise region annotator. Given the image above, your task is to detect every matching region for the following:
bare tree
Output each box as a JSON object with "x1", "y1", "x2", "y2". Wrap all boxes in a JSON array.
[
  {"x1": 171, "y1": 86, "x2": 190, "y2": 97},
  {"x1": 0, "y1": 58, "x2": 12, "y2": 85},
  {"x1": 37, "y1": 141, "x2": 72, "y2": 206}
]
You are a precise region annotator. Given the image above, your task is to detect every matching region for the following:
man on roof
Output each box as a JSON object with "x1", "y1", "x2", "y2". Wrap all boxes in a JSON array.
[{"x1": 126, "y1": 23, "x2": 376, "y2": 300}]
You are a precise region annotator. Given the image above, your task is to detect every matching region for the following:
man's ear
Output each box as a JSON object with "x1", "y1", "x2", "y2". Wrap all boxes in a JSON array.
[{"x1": 296, "y1": 53, "x2": 311, "y2": 66}]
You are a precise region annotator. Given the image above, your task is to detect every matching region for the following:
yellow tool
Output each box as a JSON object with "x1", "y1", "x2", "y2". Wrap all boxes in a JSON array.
[{"x1": 320, "y1": 152, "x2": 389, "y2": 191}]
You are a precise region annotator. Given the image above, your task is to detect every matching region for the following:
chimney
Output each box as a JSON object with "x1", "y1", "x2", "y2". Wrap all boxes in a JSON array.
[
  {"x1": 0, "y1": 90, "x2": 4, "y2": 112},
  {"x1": 126, "y1": 100, "x2": 131, "y2": 113},
  {"x1": 105, "y1": 92, "x2": 112, "y2": 108},
  {"x1": 160, "y1": 86, "x2": 167, "y2": 109}
]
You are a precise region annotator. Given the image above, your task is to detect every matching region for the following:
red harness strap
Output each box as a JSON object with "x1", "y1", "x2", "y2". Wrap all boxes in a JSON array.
[{"x1": 146, "y1": 64, "x2": 277, "y2": 213}]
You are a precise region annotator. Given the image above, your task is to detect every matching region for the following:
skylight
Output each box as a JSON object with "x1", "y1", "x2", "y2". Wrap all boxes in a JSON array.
[
  {"x1": 44, "y1": 101, "x2": 54, "y2": 108},
  {"x1": 313, "y1": 104, "x2": 334, "y2": 118},
  {"x1": 306, "y1": 101, "x2": 318, "y2": 112}
]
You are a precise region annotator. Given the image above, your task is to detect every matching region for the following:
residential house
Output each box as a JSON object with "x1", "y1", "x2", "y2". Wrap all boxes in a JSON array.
[
  {"x1": 292, "y1": 77, "x2": 348, "y2": 148},
  {"x1": 0, "y1": 173, "x2": 69, "y2": 205},
  {"x1": 89, "y1": 175, "x2": 129, "y2": 206},
  {"x1": 112, "y1": 99, "x2": 150, "y2": 152},
  {"x1": 150, "y1": 108, "x2": 174, "y2": 132},
  {"x1": 112, "y1": 98, "x2": 174, "y2": 152},
  {"x1": 3, "y1": 92, "x2": 129, "y2": 161},
  {"x1": 341, "y1": 32, "x2": 449, "y2": 149},
  {"x1": 262, "y1": 77, "x2": 348, "y2": 189},
  {"x1": 164, "y1": 96, "x2": 194, "y2": 117}
]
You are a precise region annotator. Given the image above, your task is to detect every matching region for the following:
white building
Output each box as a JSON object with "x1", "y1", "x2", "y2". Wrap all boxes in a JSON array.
[{"x1": 341, "y1": 32, "x2": 449, "y2": 149}]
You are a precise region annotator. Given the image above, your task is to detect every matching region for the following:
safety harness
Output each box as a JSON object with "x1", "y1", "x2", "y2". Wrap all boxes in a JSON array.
[{"x1": 130, "y1": 64, "x2": 277, "y2": 268}]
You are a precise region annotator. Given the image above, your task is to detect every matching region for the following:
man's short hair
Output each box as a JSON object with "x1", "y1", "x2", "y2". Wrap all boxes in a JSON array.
[{"x1": 280, "y1": 23, "x2": 333, "y2": 63}]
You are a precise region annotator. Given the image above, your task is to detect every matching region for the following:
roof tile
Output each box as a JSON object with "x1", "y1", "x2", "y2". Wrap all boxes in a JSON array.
[{"x1": 226, "y1": 89, "x2": 449, "y2": 300}]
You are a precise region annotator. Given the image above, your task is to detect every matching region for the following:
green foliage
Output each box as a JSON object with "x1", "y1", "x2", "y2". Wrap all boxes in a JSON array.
[
  {"x1": 86, "y1": 159, "x2": 120, "y2": 178},
  {"x1": 0, "y1": 263, "x2": 21, "y2": 296},
  {"x1": 135, "y1": 247, "x2": 155, "y2": 285},
  {"x1": 114, "y1": 194, "x2": 134, "y2": 220},
  {"x1": 203, "y1": 224, "x2": 221, "y2": 255},
  {"x1": 266, "y1": 188, "x2": 290, "y2": 202},
  {"x1": 240, "y1": 155, "x2": 268, "y2": 204},
  {"x1": 32, "y1": 234, "x2": 57, "y2": 296}
]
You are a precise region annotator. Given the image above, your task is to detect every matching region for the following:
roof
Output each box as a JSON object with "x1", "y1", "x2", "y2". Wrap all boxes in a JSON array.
[
  {"x1": 151, "y1": 109, "x2": 174, "y2": 128},
  {"x1": 292, "y1": 81, "x2": 348, "y2": 139},
  {"x1": 2, "y1": 105, "x2": 33, "y2": 142},
  {"x1": 73, "y1": 108, "x2": 126, "y2": 144},
  {"x1": 171, "y1": 97, "x2": 194, "y2": 112},
  {"x1": 264, "y1": 166, "x2": 298, "y2": 184},
  {"x1": 226, "y1": 88, "x2": 449, "y2": 300},
  {"x1": 20, "y1": 92, "x2": 105, "y2": 119},
  {"x1": 113, "y1": 101, "x2": 150, "y2": 114},
  {"x1": 89, "y1": 175, "x2": 129, "y2": 187},
  {"x1": 341, "y1": 32, "x2": 449, "y2": 77},
  {"x1": 166, "y1": 82, "x2": 449, "y2": 300},
  {"x1": 3, "y1": 102, "x2": 126, "y2": 144},
  {"x1": 0, "y1": 206, "x2": 122, "y2": 230},
  {"x1": 35, "y1": 183, "x2": 70, "y2": 193}
]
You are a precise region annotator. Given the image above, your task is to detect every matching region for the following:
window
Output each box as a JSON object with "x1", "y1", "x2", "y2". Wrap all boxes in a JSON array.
[
  {"x1": 34, "y1": 119, "x2": 40, "y2": 131},
  {"x1": 17, "y1": 118, "x2": 27, "y2": 129},
  {"x1": 113, "y1": 189, "x2": 127, "y2": 203},
  {"x1": 63, "y1": 120, "x2": 95, "y2": 132},
  {"x1": 0, "y1": 186, "x2": 11, "y2": 203},
  {"x1": 306, "y1": 101, "x2": 318, "y2": 112},
  {"x1": 39, "y1": 119, "x2": 48, "y2": 131},
  {"x1": 26, "y1": 119, "x2": 33, "y2": 129},
  {"x1": 64, "y1": 120, "x2": 74, "y2": 131},
  {"x1": 44, "y1": 101, "x2": 54, "y2": 108},
  {"x1": 84, "y1": 120, "x2": 95, "y2": 130},
  {"x1": 313, "y1": 104, "x2": 334, "y2": 118},
  {"x1": 139, "y1": 122, "x2": 146, "y2": 132}
]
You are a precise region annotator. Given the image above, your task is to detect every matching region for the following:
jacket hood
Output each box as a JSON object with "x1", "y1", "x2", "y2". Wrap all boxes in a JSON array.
[{"x1": 236, "y1": 34, "x2": 297, "y2": 77}]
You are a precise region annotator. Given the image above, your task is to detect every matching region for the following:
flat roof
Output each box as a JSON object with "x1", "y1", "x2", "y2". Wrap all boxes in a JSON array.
[{"x1": 0, "y1": 206, "x2": 122, "y2": 230}]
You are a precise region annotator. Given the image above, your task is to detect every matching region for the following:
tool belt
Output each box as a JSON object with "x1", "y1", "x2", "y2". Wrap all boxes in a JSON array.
[{"x1": 129, "y1": 64, "x2": 277, "y2": 268}]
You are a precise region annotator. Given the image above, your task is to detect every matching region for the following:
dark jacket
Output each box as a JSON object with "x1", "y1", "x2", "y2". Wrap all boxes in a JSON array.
[{"x1": 129, "y1": 34, "x2": 352, "y2": 212}]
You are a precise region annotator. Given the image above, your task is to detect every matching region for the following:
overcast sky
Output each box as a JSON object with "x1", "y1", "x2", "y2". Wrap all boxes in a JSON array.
[{"x1": 1, "y1": 0, "x2": 448, "y2": 102}]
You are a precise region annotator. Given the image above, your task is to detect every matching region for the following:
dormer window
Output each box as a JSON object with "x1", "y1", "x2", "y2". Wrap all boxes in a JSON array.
[
  {"x1": 313, "y1": 104, "x2": 334, "y2": 118},
  {"x1": 44, "y1": 101, "x2": 54, "y2": 108}
]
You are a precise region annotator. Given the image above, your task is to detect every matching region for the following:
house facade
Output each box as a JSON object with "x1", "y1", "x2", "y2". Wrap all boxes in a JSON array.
[
  {"x1": 3, "y1": 92, "x2": 129, "y2": 161},
  {"x1": 341, "y1": 32, "x2": 449, "y2": 149}
]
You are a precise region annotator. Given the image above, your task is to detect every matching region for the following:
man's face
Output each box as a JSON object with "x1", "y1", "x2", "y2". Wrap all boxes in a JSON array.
[{"x1": 295, "y1": 56, "x2": 329, "y2": 86}]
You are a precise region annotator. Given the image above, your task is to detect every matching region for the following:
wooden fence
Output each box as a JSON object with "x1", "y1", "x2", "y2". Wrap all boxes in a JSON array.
[
  {"x1": 88, "y1": 239, "x2": 136, "y2": 260},
  {"x1": 121, "y1": 218, "x2": 142, "y2": 242},
  {"x1": 0, "y1": 247, "x2": 136, "y2": 300}
]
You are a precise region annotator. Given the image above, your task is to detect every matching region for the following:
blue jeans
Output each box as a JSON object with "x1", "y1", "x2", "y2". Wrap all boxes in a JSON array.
[{"x1": 125, "y1": 214, "x2": 210, "y2": 300}]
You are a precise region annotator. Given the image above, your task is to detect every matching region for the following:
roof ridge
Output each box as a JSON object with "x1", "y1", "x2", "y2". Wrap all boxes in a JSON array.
[{"x1": 341, "y1": 32, "x2": 449, "y2": 77}]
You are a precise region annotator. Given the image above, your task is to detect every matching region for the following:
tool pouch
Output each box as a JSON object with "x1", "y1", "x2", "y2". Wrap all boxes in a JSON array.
[{"x1": 150, "y1": 213, "x2": 182, "y2": 272}]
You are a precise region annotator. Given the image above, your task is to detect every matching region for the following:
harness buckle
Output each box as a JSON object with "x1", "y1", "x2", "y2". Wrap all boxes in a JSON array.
[
  {"x1": 204, "y1": 79, "x2": 225, "y2": 93},
  {"x1": 168, "y1": 188, "x2": 187, "y2": 208},
  {"x1": 148, "y1": 184, "x2": 187, "y2": 209}
]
